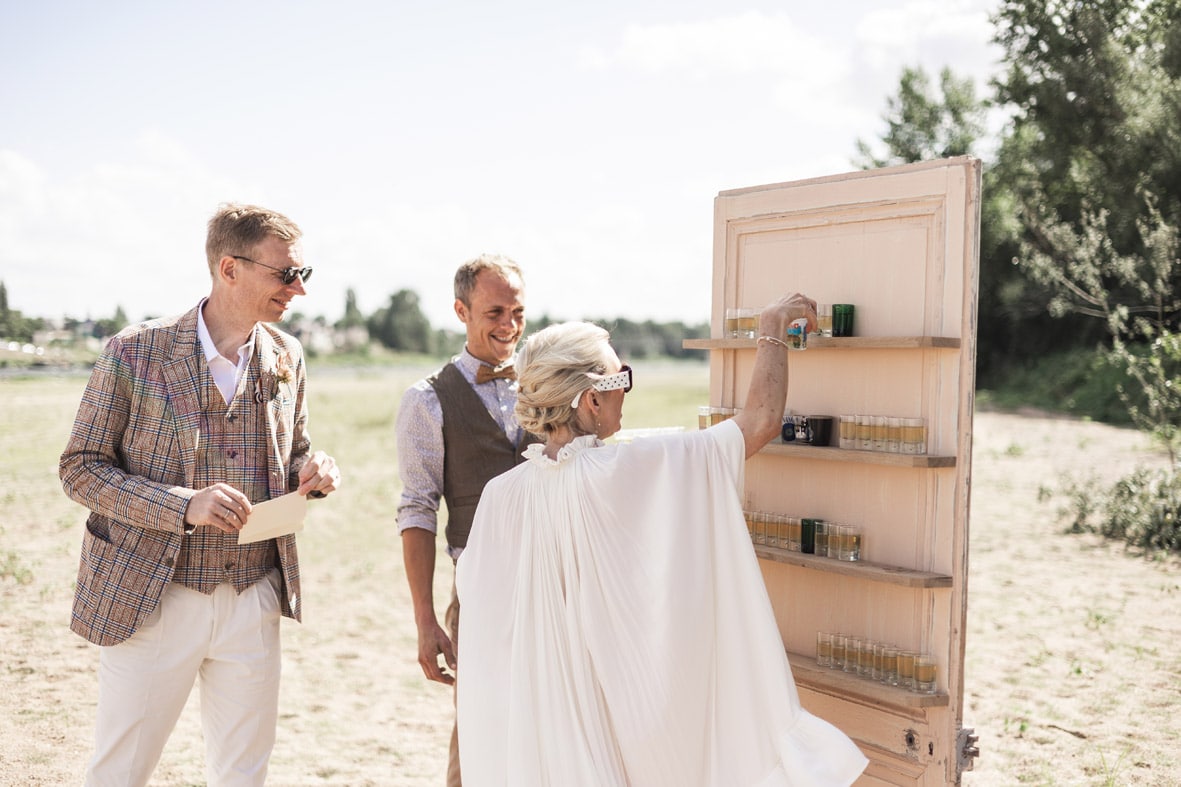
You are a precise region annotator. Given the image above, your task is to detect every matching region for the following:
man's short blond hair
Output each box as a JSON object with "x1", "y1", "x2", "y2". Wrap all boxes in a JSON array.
[
  {"x1": 453, "y1": 254, "x2": 524, "y2": 306},
  {"x1": 205, "y1": 203, "x2": 303, "y2": 275}
]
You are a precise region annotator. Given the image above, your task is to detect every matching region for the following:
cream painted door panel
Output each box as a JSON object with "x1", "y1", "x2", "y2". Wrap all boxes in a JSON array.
[{"x1": 691, "y1": 157, "x2": 981, "y2": 785}]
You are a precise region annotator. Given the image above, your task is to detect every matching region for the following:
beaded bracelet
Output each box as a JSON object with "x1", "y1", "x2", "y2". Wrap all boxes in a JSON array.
[{"x1": 756, "y1": 335, "x2": 790, "y2": 350}]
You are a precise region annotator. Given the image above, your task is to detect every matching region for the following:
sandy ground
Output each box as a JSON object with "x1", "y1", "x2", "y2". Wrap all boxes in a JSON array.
[
  {"x1": 961, "y1": 410, "x2": 1180, "y2": 786},
  {"x1": 2, "y1": 395, "x2": 1179, "y2": 785}
]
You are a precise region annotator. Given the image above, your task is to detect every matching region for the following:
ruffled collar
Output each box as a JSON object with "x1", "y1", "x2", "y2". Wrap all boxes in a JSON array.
[{"x1": 524, "y1": 435, "x2": 604, "y2": 466}]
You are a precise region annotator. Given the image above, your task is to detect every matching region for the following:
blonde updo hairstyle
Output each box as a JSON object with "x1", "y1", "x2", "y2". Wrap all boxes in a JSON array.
[{"x1": 515, "y1": 321, "x2": 614, "y2": 436}]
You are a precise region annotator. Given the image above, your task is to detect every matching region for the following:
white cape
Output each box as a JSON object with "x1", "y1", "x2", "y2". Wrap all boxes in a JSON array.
[{"x1": 456, "y1": 420, "x2": 868, "y2": 786}]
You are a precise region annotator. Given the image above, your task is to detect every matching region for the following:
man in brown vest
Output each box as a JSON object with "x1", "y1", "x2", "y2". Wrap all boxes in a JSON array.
[
  {"x1": 60, "y1": 203, "x2": 341, "y2": 786},
  {"x1": 395, "y1": 254, "x2": 539, "y2": 786}
]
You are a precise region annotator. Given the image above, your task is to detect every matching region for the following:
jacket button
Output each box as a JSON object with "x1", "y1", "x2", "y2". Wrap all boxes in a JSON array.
[{"x1": 164, "y1": 557, "x2": 174, "y2": 568}]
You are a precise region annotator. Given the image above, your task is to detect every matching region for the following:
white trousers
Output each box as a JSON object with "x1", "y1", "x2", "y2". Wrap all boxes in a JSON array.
[{"x1": 85, "y1": 571, "x2": 283, "y2": 787}]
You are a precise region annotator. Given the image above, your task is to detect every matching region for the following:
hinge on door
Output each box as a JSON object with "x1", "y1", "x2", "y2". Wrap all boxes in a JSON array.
[{"x1": 957, "y1": 727, "x2": 980, "y2": 774}]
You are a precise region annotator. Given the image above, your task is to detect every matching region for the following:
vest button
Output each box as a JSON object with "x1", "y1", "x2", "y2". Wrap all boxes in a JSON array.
[{"x1": 224, "y1": 561, "x2": 235, "y2": 571}]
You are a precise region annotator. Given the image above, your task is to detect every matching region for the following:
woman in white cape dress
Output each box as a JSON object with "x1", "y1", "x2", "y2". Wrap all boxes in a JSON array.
[{"x1": 456, "y1": 293, "x2": 868, "y2": 786}]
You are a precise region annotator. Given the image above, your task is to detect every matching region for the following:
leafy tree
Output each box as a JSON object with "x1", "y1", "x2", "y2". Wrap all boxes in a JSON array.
[
  {"x1": 992, "y1": 0, "x2": 1181, "y2": 439},
  {"x1": 983, "y1": 1, "x2": 1181, "y2": 556},
  {"x1": 336, "y1": 288, "x2": 366, "y2": 330},
  {"x1": 0, "y1": 281, "x2": 10, "y2": 339},
  {"x1": 852, "y1": 64, "x2": 1037, "y2": 383},
  {"x1": 1021, "y1": 193, "x2": 1181, "y2": 463},
  {"x1": 859, "y1": 2, "x2": 1181, "y2": 387},
  {"x1": 368, "y1": 289, "x2": 433, "y2": 353},
  {"x1": 993, "y1": 0, "x2": 1181, "y2": 308},
  {"x1": 0, "y1": 281, "x2": 42, "y2": 343},
  {"x1": 93, "y1": 306, "x2": 129, "y2": 339},
  {"x1": 854, "y1": 66, "x2": 987, "y2": 168}
]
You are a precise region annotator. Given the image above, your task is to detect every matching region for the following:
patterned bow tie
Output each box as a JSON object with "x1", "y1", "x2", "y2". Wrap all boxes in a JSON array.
[{"x1": 476, "y1": 364, "x2": 516, "y2": 384}]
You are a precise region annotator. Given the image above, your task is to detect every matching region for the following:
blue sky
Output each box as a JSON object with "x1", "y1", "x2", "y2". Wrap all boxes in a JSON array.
[{"x1": 0, "y1": 0, "x2": 1002, "y2": 329}]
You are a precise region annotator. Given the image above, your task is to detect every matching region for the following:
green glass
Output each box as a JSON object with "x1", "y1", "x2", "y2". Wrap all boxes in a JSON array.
[{"x1": 832, "y1": 303, "x2": 855, "y2": 337}]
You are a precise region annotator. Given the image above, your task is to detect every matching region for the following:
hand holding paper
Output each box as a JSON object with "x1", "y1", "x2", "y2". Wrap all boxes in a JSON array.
[{"x1": 237, "y1": 492, "x2": 309, "y2": 545}]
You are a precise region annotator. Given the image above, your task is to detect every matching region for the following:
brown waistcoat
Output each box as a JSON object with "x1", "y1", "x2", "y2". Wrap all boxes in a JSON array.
[{"x1": 430, "y1": 363, "x2": 539, "y2": 551}]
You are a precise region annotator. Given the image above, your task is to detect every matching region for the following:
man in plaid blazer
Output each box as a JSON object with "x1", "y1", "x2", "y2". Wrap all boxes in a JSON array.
[{"x1": 60, "y1": 203, "x2": 341, "y2": 787}]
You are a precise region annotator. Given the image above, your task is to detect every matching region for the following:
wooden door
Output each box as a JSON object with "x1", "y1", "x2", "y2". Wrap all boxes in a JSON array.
[{"x1": 687, "y1": 157, "x2": 981, "y2": 785}]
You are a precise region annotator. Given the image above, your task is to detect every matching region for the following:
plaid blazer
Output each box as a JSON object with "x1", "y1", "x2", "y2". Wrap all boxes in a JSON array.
[{"x1": 60, "y1": 305, "x2": 310, "y2": 646}]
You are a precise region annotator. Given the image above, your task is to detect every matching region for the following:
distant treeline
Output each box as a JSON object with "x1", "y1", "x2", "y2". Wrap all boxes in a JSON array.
[
  {"x1": 0, "y1": 281, "x2": 708, "y2": 362},
  {"x1": 342, "y1": 287, "x2": 708, "y2": 360}
]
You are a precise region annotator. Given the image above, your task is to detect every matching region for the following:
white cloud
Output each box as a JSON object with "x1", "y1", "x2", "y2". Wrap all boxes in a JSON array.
[
  {"x1": 1, "y1": 2, "x2": 1006, "y2": 330},
  {"x1": 581, "y1": 11, "x2": 845, "y2": 80},
  {"x1": 856, "y1": 1, "x2": 999, "y2": 85},
  {"x1": 0, "y1": 133, "x2": 248, "y2": 321}
]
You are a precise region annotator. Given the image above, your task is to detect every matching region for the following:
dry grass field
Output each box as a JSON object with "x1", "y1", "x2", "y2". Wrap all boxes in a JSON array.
[{"x1": 1, "y1": 363, "x2": 1177, "y2": 785}]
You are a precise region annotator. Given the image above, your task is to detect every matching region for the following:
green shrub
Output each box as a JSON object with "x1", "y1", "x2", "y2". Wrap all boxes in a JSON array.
[
  {"x1": 978, "y1": 347, "x2": 1136, "y2": 424},
  {"x1": 1055, "y1": 467, "x2": 1181, "y2": 555}
]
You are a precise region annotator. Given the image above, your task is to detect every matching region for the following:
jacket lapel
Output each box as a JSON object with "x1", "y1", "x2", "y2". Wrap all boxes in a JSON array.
[
  {"x1": 254, "y1": 328, "x2": 289, "y2": 498},
  {"x1": 161, "y1": 307, "x2": 205, "y2": 487}
]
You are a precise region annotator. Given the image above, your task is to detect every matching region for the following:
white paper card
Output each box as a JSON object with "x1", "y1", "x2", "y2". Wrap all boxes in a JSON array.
[{"x1": 237, "y1": 492, "x2": 308, "y2": 545}]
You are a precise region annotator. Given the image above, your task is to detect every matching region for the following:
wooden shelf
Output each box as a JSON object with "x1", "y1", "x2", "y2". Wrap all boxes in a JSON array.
[
  {"x1": 787, "y1": 652, "x2": 949, "y2": 709},
  {"x1": 683, "y1": 336, "x2": 961, "y2": 351},
  {"x1": 753, "y1": 544, "x2": 953, "y2": 588},
  {"x1": 759, "y1": 442, "x2": 955, "y2": 468}
]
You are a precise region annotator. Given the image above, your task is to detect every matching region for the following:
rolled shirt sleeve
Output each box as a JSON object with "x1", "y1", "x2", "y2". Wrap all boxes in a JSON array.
[{"x1": 395, "y1": 380, "x2": 445, "y2": 536}]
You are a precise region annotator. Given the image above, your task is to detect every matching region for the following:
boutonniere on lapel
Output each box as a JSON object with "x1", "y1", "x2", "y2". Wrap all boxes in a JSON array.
[
  {"x1": 274, "y1": 354, "x2": 293, "y2": 386},
  {"x1": 256, "y1": 354, "x2": 294, "y2": 403}
]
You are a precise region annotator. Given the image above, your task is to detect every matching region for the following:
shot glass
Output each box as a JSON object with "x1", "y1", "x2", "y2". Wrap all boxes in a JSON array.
[
  {"x1": 844, "y1": 637, "x2": 862, "y2": 674},
  {"x1": 826, "y1": 524, "x2": 843, "y2": 559},
  {"x1": 801, "y1": 518, "x2": 820, "y2": 554},
  {"x1": 786, "y1": 317, "x2": 808, "y2": 350},
  {"x1": 830, "y1": 634, "x2": 847, "y2": 671},
  {"x1": 881, "y1": 645, "x2": 899, "y2": 686},
  {"x1": 698, "y1": 405, "x2": 711, "y2": 430},
  {"x1": 839, "y1": 415, "x2": 857, "y2": 449},
  {"x1": 902, "y1": 417, "x2": 927, "y2": 455},
  {"x1": 872, "y1": 641, "x2": 886, "y2": 682},
  {"x1": 724, "y1": 307, "x2": 740, "y2": 338},
  {"x1": 896, "y1": 650, "x2": 917, "y2": 691},
  {"x1": 785, "y1": 516, "x2": 802, "y2": 552},
  {"x1": 858, "y1": 639, "x2": 875, "y2": 678},
  {"x1": 886, "y1": 416, "x2": 902, "y2": 452},
  {"x1": 872, "y1": 415, "x2": 888, "y2": 452},
  {"x1": 765, "y1": 513, "x2": 782, "y2": 548},
  {"x1": 815, "y1": 303, "x2": 833, "y2": 337},
  {"x1": 736, "y1": 308, "x2": 758, "y2": 338},
  {"x1": 812, "y1": 521, "x2": 829, "y2": 558},
  {"x1": 816, "y1": 632, "x2": 832, "y2": 668},
  {"x1": 914, "y1": 654, "x2": 937, "y2": 694},
  {"x1": 743, "y1": 510, "x2": 756, "y2": 540},
  {"x1": 856, "y1": 414, "x2": 873, "y2": 450},
  {"x1": 753, "y1": 512, "x2": 768, "y2": 546},
  {"x1": 777, "y1": 514, "x2": 795, "y2": 550},
  {"x1": 840, "y1": 525, "x2": 862, "y2": 562}
]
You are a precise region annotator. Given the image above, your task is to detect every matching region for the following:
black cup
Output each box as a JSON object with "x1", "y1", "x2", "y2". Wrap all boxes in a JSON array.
[{"x1": 804, "y1": 415, "x2": 835, "y2": 446}]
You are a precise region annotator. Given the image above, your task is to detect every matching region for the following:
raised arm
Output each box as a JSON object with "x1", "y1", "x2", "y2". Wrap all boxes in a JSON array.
[{"x1": 731, "y1": 293, "x2": 816, "y2": 459}]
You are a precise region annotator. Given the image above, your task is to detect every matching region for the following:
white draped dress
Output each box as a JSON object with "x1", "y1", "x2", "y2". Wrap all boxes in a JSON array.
[{"x1": 455, "y1": 419, "x2": 868, "y2": 786}]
